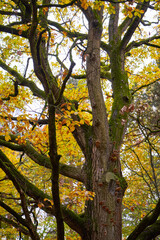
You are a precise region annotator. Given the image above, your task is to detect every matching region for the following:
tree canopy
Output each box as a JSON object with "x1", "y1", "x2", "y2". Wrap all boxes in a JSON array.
[{"x1": 0, "y1": 0, "x2": 160, "y2": 239}]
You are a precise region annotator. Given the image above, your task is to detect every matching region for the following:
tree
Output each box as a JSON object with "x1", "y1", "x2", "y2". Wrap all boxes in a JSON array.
[
  {"x1": 0, "y1": 0, "x2": 160, "y2": 239},
  {"x1": 122, "y1": 80, "x2": 160, "y2": 238}
]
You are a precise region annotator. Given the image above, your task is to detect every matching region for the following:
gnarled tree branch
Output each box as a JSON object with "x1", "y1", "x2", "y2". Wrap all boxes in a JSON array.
[
  {"x1": 127, "y1": 199, "x2": 160, "y2": 240},
  {"x1": 0, "y1": 59, "x2": 46, "y2": 99},
  {"x1": 0, "y1": 136, "x2": 84, "y2": 182},
  {"x1": 0, "y1": 149, "x2": 85, "y2": 237}
]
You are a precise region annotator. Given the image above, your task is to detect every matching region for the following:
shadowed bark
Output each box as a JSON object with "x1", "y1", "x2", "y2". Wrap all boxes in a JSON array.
[{"x1": 0, "y1": 0, "x2": 160, "y2": 239}]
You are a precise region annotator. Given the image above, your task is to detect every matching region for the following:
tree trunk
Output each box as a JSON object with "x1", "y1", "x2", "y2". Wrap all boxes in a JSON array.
[
  {"x1": 91, "y1": 155, "x2": 123, "y2": 240},
  {"x1": 84, "y1": 9, "x2": 128, "y2": 240}
]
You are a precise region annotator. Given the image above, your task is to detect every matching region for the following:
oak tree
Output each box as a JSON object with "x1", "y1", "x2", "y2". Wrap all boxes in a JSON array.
[{"x1": 0, "y1": 0, "x2": 160, "y2": 239}]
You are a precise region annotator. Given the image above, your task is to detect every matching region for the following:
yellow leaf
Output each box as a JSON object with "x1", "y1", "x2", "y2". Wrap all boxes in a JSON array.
[
  {"x1": 44, "y1": 198, "x2": 49, "y2": 202},
  {"x1": 67, "y1": 105, "x2": 71, "y2": 111},
  {"x1": 5, "y1": 134, "x2": 11, "y2": 141},
  {"x1": 70, "y1": 125, "x2": 75, "y2": 132},
  {"x1": 80, "y1": 119, "x2": 84, "y2": 125},
  {"x1": 84, "y1": 119, "x2": 90, "y2": 125},
  {"x1": 38, "y1": 202, "x2": 44, "y2": 208},
  {"x1": 128, "y1": 12, "x2": 133, "y2": 18},
  {"x1": 63, "y1": 31, "x2": 67, "y2": 37}
]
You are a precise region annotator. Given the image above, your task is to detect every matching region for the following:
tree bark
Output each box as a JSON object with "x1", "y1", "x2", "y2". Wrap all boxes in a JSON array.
[
  {"x1": 83, "y1": 6, "x2": 129, "y2": 239},
  {"x1": 84, "y1": 9, "x2": 123, "y2": 240}
]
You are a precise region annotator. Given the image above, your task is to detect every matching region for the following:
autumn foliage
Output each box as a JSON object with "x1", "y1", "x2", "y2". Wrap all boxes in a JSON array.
[{"x1": 0, "y1": 0, "x2": 160, "y2": 239}]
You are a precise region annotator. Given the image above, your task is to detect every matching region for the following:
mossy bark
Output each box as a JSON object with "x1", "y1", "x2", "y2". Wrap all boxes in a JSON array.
[
  {"x1": 82, "y1": 5, "x2": 132, "y2": 238},
  {"x1": 109, "y1": 47, "x2": 131, "y2": 148},
  {"x1": 83, "y1": 8, "x2": 127, "y2": 239},
  {"x1": 48, "y1": 95, "x2": 64, "y2": 240}
]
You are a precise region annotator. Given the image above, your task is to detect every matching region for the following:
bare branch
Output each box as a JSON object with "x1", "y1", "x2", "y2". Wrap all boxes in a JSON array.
[
  {"x1": 0, "y1": 59, "x2": 46, "y2": 100},
  {"x1": 20, "y1": 191, "x2": 40, "y2": 240},
  {"x1": 37, "y1": 0, "x2": 76, "y2": 9},
  {"x1": 0, "y1": 10, "x2": 21, "y2": 16},
  {"x1": 0, "y1": 25, "x2": 28, "y2": 38},
  {"x1": 55, "y1": 61, "x2": 75, "y2": 106},
  {"x1": 149, "y1": 147, "x2": 159, "y2": 198},
  {"x1": 0, "y1": 200, "x2": 29, "y2": 228},
  {"x1": 126, "y1": 35, "x2": 160, "y2": 52},
  {"x1": 131, "y1": 78, "x2": 160, "y2": 95}
]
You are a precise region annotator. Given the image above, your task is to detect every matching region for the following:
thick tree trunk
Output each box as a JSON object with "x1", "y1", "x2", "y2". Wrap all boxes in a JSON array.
[
  {"x1": 84, "y1": 9, "x2": 127, "y2": 240},
  {"x1": 90, "y1": 150, "x2": 125, "y2": 240}
]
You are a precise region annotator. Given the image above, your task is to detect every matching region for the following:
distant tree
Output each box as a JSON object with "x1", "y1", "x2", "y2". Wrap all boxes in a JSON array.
[{"x1": 122, "y1": 80, "x2": 160, "y2": 238}]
